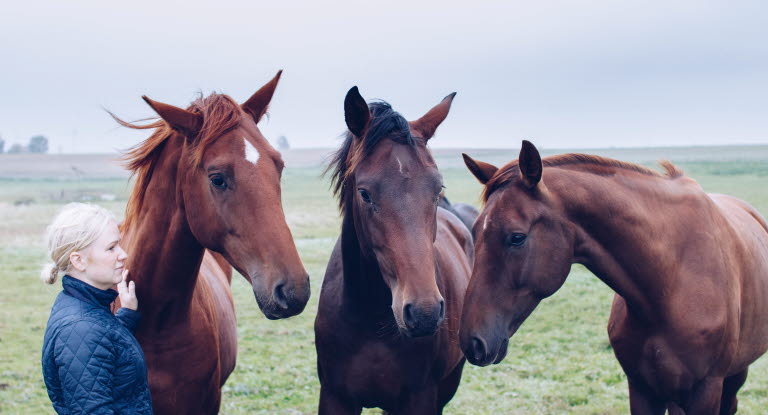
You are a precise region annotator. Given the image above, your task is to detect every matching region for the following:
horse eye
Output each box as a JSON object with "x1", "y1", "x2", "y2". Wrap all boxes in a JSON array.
[
  {"x1": 358, "y1": 189, "x2": 373, "y2": 204},
  {"x1": 209, "y1": 174, "x2": 228, "y2": 190},
  {"x1": 434, "y1": 185, "x2": 445, "y2": 203},
  {"x1": 507, "y1": 233, "x2": 527, "y2": 247}
]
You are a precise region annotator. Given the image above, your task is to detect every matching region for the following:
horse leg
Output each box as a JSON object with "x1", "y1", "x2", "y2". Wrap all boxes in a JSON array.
[
  {"x1": 436, "y1": 361, "x2": 465, "y2": 414},
  {"x1": 396, "y1": 386, "x2": 438, "y2": 415},
  {"x1": 719, "y1": 369, "x2": 748, "y2": 415},
  {"x1": 680, "y1": 377, "x2": 724, "y2": 415},
  {"x1": 318, "y1": 386, "x2": 361, "y2": 415},
  {"x1": 628, "y1": 380, "x2": 666, "y2": 415}
]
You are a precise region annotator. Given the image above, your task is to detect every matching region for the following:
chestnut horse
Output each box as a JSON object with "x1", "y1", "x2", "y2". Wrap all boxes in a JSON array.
[
  {"x1": 314, "y1": 87, "x2": 473, "y2": 414},
  {"x1": 460, "y1": 141, "x2": 768, "y2": 414},
  {"x1": 114, "y1": 72, "x2": 310, "y2": 414}
]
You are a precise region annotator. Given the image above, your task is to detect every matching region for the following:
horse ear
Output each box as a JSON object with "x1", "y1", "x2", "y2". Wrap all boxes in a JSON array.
[
  {"x1": 409, "y1": 92, "x2": 456, "y2": 141},
  {"x1": 519, "y1": 140, "x2": 542, "y2": 188},
  {"x1": 242, "y1": 70, "x2": 282, "y2": 124},
  {"x1": 462, "y1": 153, "x2": 498, "y2": 185},
  {"x1": 142, "y1": 96, "x2": 202, "y2": 136},
  {"x1": 344, "y1": 86, "x2": 370, "y2": 138}
]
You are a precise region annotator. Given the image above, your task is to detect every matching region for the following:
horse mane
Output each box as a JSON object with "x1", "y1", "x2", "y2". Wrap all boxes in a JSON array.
[
  {"x1": 112, "y1": 93, "x2": 244, "y2": 231},
  {"x1": 326, "y1": 101, "x2": 429, "y2": 210},
  {"x1": 482, "y1": 153, "x2": 685, "y2": 202}
]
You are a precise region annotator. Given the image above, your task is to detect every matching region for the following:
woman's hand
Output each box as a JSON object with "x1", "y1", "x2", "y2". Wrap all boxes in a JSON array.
[{"x1": 117, "y1": 270, "x2": 138, "y2": 311}]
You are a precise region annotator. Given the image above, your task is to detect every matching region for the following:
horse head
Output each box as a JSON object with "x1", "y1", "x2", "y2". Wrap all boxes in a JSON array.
[
  {"x1": 139, "y1": 72, "x2": 310, "y2": 319},
  {"x1": 459, "y1": 141, "x2": 575, "y2": 365},
  {"x1": 332, "y1": 86, "x2": 456, "y2": 337}
]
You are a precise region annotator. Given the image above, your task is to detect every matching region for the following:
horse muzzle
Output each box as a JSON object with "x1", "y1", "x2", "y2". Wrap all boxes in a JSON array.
[
  {"x1": 399, "y1": 299, "x2": 446, "y2": 337},
  {"x1": 462, "y1": 334, "x2": 509, "y2": 367},
  {"x1": 255, "y1": 274, "x2": 311, "y2": 320}
]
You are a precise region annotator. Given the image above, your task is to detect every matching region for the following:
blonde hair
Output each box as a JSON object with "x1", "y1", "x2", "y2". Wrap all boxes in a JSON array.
[{"x1": 41, "y1": 203, "x2": 117, "y2": 284}]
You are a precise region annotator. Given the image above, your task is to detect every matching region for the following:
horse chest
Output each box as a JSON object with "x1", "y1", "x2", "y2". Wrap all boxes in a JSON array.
[
  {"x1": 345, "y1": 340, "x2": 433, "y2": 403},
  {"x1": 317, "y1": 322, "x2": 437, "y2": 401}
]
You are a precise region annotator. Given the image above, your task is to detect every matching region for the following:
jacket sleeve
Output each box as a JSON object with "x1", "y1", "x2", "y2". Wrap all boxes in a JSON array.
[
  {"x1": 54, "y1": 320, "x2": 117, "y2": 415},
  {"x1": 115, "y1": 308, "x2": 141, "y2": 334}
]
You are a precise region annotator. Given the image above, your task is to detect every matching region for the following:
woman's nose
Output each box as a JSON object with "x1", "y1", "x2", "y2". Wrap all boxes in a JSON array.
[{"x1": 117, "y1": 245, "x2": 128, "y2": 260}]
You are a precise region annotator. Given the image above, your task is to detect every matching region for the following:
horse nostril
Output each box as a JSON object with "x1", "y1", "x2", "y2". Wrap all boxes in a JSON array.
[
  {"x1": 273, "y1": 282, "x2": 289, "y2": 310},
  {"x1": 403, "y1": 303, "x2": 415, "y2": 328},
  {"x1": 471, "y1": 337, "x2": 487, "y2": 362},
  {"x1": 438, "y1": 299, "x2": 445, "y2": 320}
]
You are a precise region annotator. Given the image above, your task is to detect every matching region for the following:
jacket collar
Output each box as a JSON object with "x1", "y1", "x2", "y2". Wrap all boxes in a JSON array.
[{"x1": 62, "y1": 275, "x2": 118, "y2": 310}]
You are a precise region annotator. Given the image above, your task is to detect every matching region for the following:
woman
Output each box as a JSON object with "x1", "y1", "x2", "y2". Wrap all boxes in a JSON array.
[{"x1": 41, "y1": 203, "x2": 152, "y2": 414}]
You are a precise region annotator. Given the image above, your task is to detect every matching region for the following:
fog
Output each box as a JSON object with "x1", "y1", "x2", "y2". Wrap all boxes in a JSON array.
[{"x1": 1, "y1": 1, "x2": 766, "y2": 153}]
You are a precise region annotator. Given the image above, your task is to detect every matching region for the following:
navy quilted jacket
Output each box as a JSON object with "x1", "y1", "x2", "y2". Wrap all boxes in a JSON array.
[{"x1": 42, "y1": 276, "x2": 152, "y2": 414}]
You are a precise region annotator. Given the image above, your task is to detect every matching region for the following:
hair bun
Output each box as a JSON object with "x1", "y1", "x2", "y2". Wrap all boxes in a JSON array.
[{"x1": 40, "y1": 263, "x2": 59, "y2": 285}]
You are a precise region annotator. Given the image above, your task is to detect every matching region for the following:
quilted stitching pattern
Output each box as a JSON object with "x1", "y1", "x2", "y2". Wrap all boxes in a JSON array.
[{"x1": 42, "y1": 277, "x2": 152, "y2": 414}]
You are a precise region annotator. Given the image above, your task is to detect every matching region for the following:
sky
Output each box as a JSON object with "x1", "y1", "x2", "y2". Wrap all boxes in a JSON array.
[{"x1": 1, "y1": 0, "x2": 767, "y2": 153}]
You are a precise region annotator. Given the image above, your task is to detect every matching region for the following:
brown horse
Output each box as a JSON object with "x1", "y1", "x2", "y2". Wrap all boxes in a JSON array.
[
  {"x1": 459, "y1": 141, "x2": 768, "y2": 414},
  {"x1": 113, "y1": 72, "x2": 310, "y2": 414},
  {"x1": 314, "y1": 87, "x2": 473, "y2": 414}
]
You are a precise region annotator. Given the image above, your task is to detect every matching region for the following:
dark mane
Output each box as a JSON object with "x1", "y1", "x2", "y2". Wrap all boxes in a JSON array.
[
  {"x1": 482, "y1": 153, "x2": 684, "y2": 202},
  {"x1": 112, "y1": 93, "x2": 244, "y2": 231},
  {"x1": 326, "y1": 101, "x2": 424, "y2": 210}
]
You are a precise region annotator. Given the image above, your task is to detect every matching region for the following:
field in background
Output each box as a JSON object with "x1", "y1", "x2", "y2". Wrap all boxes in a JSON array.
[{"x1": 1, "y1": 146, "x2": 767, "y2": 414}]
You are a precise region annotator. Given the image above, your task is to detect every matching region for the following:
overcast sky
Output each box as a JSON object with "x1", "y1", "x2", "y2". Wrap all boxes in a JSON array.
[{"x1": 1, "y1": 1, "x2": 766, "y2": 153}]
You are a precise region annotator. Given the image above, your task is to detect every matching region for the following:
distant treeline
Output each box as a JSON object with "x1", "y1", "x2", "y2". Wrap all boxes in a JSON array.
[{"x1": 0, "y1": 135, "x2": 49, "y2": 154}]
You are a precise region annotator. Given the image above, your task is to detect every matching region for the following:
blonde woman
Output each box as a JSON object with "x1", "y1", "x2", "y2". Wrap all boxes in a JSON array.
[{"x1": 40, "y1": 203, "x2": 152, "y2": 414}]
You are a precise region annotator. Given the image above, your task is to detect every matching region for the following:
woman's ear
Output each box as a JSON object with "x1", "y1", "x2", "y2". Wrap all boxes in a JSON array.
[{"x1": 69, "y1": 251, "x2": 87, "y2": 272}]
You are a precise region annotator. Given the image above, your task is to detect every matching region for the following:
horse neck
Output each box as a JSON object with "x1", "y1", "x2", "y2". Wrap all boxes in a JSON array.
[
  {"x1": 339, "y1": 202, "x2": 394, "y2": 322},
  {"x1": 125, "y1": 140, "x2": 205, "y2": 324},
  {"x1": 556, "y1": 168, "x2": 717, "y2": 322}
]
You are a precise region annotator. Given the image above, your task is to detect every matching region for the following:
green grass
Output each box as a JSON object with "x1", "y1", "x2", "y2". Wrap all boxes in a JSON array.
[{"x1": 1, "y1": 151, "x2": 767, "y2": 414}]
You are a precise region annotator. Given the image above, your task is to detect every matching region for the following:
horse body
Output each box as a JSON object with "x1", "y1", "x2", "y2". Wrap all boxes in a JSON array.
[
  {"x1": 315, "y1": 88, "x2": 472, "y2": 414},
  {"x1": 562, "y1": 169, "x2": 768, "y2": 412},
  {"x1": 115, "y1": 73, "x2": 310, "y2": 414},
  {"x1": 460, "y1": 142, "x2": 768, "y2": 414}
]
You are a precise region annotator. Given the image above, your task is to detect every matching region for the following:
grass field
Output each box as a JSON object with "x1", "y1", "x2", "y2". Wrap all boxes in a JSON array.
[{"x1": 1, "y1": 146, "x2": 767, "y2": 414}]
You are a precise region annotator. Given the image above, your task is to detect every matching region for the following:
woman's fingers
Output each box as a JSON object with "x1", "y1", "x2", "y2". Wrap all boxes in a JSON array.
[{"x1": 117, "y1": 270, "x2": 138, "y2": 310}]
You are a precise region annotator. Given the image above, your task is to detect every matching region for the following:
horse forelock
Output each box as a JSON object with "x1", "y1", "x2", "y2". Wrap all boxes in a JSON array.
[
  {"x1": 482, "y1": 153, "x2": 684, "y2": 203},
  {"x1": 117, "y1": 93, "x2": 245, "y2": 231},
  {"x1": 326, "y1": 101, "x2": 432, "y2": 211}
]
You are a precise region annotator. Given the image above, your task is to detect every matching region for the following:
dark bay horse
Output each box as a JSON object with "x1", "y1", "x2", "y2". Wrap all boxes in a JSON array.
[
  {"x1": 460, "y1": 141, "x2": 768, "y2": 414},
  {"x1": 314, "y1": 87, "x2": 473, "y2": 414},
  {"x1": 438, "y1": 194, "x2": 479, "y2": 233},
  {"x1": 113, "y1": 72, "x2": 310, "y2": 414}
]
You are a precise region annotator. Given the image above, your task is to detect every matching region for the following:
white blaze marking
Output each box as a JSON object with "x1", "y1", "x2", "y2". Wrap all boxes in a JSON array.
[
  {"x1": 243, "y1": 137, "x2": 260, "y2": 165},
  {"x1": 396, "y1": 157, "x2": 403, "y2": 174},
  {"x1": 483, "y1": 215, "x2": 489, "y2": 230}
]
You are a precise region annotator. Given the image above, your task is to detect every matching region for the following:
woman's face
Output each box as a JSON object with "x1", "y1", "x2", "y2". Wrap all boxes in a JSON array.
[{"x1": 80, "y1": 221, "x2": 128, "y2": 290}]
